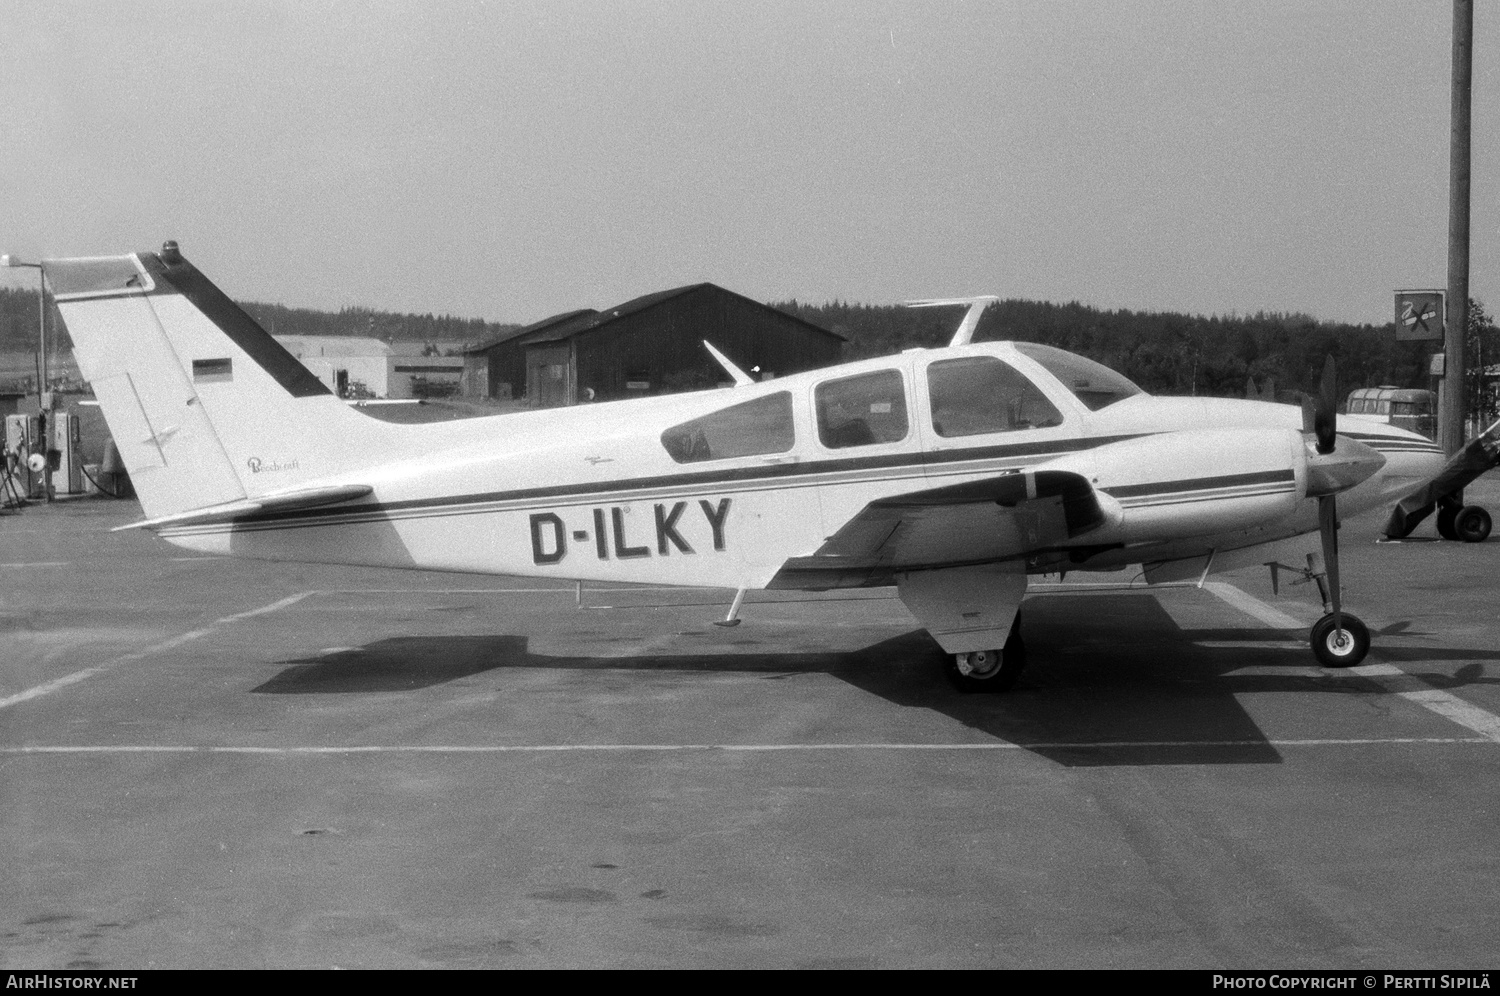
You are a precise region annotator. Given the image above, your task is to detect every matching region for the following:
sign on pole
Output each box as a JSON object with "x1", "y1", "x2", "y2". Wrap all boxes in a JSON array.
[{"x1": 1395, "y1": 289, "x2": 1445, "y2": 341}]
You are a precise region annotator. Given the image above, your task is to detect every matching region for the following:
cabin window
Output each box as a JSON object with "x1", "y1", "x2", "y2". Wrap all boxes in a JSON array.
[
  {"x1": 1013, "y1": 342, "x2": 1142, "y2": 411},
  {"x1": 926, "y1": 356, "x2": 1063, "y2": 436},
  {"x1": 815, "y1": 370, "x2": 909, "y2": 448},
  {"x1": 661, "y1": 391, "x2": 794, "y2": 463}
]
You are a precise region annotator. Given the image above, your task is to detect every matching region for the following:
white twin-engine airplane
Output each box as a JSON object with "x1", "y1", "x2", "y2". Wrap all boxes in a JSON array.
[{"x1": 45, "y1": 245, "x2": 1446, "y2": 691}]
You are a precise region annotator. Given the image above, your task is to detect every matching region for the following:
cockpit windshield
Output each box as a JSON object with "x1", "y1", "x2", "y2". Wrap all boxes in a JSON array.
[
  {"x1": 1013, "y1": 342, "x2": 1143, "y2": 411},
  {"x1": 927, "y1": 356, "x2": 1062, "y2": 435}
]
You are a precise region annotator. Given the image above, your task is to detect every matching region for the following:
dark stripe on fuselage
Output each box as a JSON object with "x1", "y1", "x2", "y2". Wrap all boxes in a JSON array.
[
  {"x1": 1112, "y1": 487, "x2": 1296, "y2": 509},
  {"x1": 138, "y1": 251, "x2": 333, "y2": 399},
  {"x1": 1340, "y1": 430, "x2": 1443, "y2": 452},
  {"x1": 180, "y1": 432, "x2": 1155, "y2": 531},
  {"x1": 1102, "y1": 468, "x2": 1295, "y2": 500}
]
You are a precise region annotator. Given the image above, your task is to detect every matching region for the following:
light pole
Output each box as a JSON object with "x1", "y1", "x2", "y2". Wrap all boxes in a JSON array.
[
  {"x1": 1, "y1": 253, "x2": 52, "y2": 501},
  {"x1": 1442, "y1": 0, "x2": 1473, "y2": 454}
]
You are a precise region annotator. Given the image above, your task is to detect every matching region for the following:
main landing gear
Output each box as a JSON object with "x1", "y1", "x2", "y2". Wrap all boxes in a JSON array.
[
  {"x1": 1384, "y1": 420, "x2": 1500, "y2": 542},
  {"x1": 946, "y1": 612, "x2": 1026, "y2": 693}
]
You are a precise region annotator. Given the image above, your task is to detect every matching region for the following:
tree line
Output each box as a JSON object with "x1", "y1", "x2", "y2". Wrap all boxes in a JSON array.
[
  {"x1": 0, "y1": 288, "x2": 518, "y2": 356},
  {"x1": 236, "y1": 302, "x2": 518, "y2": 351},
  {"x1": 773, "y1": 297, "x2": 1497, "y2": 409},
  {"x1": 5, "y1": 285, "x2": 1495, "y2": 414}
]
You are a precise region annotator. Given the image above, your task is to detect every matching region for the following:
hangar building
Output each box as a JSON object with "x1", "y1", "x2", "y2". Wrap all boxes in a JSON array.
[{"x1": 465, "y1": 283, "x2": 843, "y2": 407}]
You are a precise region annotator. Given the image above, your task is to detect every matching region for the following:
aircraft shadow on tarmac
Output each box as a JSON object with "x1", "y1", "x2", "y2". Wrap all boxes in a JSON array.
[{"x1": 251, "y1": 593, "x2": 1500, "y2": 769}]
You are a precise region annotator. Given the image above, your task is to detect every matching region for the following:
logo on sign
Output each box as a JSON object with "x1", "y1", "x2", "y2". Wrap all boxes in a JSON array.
[{"x1": 1395, "y1": 290, "x2": 1444, "y2": 342}]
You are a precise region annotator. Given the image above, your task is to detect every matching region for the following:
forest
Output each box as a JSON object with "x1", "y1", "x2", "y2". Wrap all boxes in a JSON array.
[
  {"x1": 769, "y1": 298, "x2": 1483, "y2": 403},
  {"x1": 235, "y1": 301, "x2": 518, "y2": 351}
]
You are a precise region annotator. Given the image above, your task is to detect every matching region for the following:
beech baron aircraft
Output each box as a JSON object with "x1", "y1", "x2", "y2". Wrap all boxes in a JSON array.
[{"x1": 44, "y1": 245, "x2": 1447, "y2": 690}]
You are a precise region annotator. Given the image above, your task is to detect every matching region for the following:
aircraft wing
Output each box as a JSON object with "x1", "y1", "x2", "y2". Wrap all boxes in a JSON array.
[{"x1": 767, "y1": 470, "x2": 1111, "y2": 588}]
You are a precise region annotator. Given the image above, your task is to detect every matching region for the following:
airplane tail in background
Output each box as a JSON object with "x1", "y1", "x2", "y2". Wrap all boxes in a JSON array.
[{"x1": 45, "y1": 245, "x2": 397, "y2": 520}]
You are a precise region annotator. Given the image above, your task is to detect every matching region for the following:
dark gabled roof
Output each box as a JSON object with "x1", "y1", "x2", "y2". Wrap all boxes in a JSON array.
[
  {"x1": 518, "y1": 283, "x2": 845, "y2": 347},
  {"x1": 601, "y1": 283, "x2": 711, "y2": 321},
  {"x1": 467, "y1": 308, "x2": 600, "y2": 354}
]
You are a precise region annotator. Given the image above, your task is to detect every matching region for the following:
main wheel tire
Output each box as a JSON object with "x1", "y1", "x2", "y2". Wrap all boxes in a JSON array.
[
  {"x1": 1437, "y1": 506, "x2": 1459, "y2": 540},
  {"x1": 1455, "y1": 505, "x2": 1492, "y2": 543},
  {"x1": 1310, "y1": 613, "x2": 1370, "y2": 668},
  {"x1": 946, "y1": 620, "x2": 1027, "y2": 693}
]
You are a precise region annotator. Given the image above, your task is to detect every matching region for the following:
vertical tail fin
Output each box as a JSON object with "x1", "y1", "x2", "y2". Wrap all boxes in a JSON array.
[{"x1": 46, "y1": 246, "x2": 395, "y2": 519}]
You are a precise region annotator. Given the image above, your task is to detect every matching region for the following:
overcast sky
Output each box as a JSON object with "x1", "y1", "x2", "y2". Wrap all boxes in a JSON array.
[{"x1": 2, "y1": 0, "x2": 1496, "y2": 327}]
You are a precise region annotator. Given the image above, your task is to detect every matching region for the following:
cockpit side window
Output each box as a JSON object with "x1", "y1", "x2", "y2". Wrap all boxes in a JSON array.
[
  {"x1": 1013, "y1": 342, "x2": 1143, "y2": 411},
  {"x1": 927, "y1": 356, "x2": 1064, "y2": 437},
  {"x1": 661, "y1": 391, "x2": 795, "y2": 464},
  {"x1": 815, "y1": 369, "x2": 908, "y2": 448}
]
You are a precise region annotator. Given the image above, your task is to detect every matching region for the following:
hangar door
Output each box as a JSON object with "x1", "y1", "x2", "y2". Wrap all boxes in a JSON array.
[{"x1": 526, "y1": 345, "x2": 573, "y2": 407}]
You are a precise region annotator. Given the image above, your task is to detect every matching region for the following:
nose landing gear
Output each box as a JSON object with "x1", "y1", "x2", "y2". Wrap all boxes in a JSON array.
[
  {"x1": 1310, "y1": 612, "x2": 1370, "y2": 668},
  {"x1": 1270, "y1": 552, "x2": 1371, "y2": 669}
]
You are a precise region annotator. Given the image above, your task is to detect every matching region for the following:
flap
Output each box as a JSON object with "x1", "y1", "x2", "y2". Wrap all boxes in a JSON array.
[{"x1": 770, "y1": 470, "x2": 1108, "y2": 586}]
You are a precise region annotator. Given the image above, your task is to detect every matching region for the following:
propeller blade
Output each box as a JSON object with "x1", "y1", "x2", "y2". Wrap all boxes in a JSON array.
[
  {"x1": 1315, "y1": 356, "x2": 1337, "y2": 454},
  {"x1": 1318, "y1": 495, "x2": 1341, "y2": 631}
]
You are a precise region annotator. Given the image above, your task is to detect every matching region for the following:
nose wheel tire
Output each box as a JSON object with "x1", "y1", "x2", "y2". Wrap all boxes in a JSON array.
[
  {"x1": 1310, "y1": 613, "x2": 1370, "y2": 668},
  {"x1": 946, "y1": 630, "x2": 1027, "y2": 694}
]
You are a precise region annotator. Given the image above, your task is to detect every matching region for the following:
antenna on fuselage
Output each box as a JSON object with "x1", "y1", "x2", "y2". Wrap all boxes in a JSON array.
[
  {"x1": 702, "y1": 340, "x2": 754, "y2": 387},
  {"x1": 903, "y1": 295, "x2": 1000, "y2": 347}
]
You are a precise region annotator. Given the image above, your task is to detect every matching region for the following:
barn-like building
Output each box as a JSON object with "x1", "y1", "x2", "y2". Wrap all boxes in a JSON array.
[{"x1": 465, "y1": 284, "x2": 843, "y2": 406}]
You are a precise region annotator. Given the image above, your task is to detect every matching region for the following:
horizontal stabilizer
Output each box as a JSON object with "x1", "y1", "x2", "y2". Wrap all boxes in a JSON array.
[{"x1": 114, "y1": 484, "x2": 374, "y2": 532}]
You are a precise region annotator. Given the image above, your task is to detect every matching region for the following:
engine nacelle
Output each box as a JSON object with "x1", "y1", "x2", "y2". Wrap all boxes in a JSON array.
[{"x1": 1050, "y1": 429, "x2": 1309, "y2": 545}]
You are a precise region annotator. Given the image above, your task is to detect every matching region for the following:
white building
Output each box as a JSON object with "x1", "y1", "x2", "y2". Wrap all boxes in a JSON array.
[{"x1": 275, "y1": 336, "x2": 465, "y2": 400}]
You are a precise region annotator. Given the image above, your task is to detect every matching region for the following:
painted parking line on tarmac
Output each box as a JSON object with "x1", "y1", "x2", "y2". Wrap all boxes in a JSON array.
[
  {"x1": 1204, "y1": 581, "x2": 1500, "y2": 744},
  {"x1": 0, "y1": 591, "x2": 317, "y2": 710},
  {"x1": 1203, "y1": 581, "x2": 1306, "y2": 629},
  {"x1": 0, "y1": 737, "x2": 1493, "y2": 757},
  {"x1": 1352, "y1": 663, "x2": 1500, "y2": 742}
]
